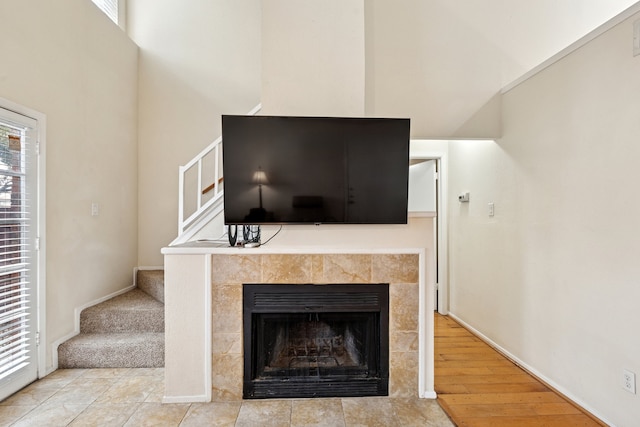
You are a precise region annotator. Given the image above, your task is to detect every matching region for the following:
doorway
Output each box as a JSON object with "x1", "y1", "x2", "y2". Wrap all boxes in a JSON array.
[
  {"x1": 0, "y1": 103, "x2": 43, "y2": 401},
  {"x1": 409, "y1": 141, "x2": 449, "y2": 315}
]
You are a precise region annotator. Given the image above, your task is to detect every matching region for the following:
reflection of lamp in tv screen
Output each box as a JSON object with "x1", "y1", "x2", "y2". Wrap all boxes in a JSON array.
[
  {"x1": 252, "y1": 166, "x2": 268, "y2": 209},
  {"x1": 243, "y1": 166, "x2": 269, "y2": 223}
]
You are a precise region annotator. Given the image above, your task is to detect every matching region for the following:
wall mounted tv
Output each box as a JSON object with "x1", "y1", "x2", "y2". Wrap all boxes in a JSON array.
[{"x1": 222, "y1": 115, "x2": 410, "y2": 225}]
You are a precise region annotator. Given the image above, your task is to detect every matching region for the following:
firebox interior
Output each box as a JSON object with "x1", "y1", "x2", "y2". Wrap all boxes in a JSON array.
[{"x1": 243, "y1": 284, "x2": 389, "y2": 399}]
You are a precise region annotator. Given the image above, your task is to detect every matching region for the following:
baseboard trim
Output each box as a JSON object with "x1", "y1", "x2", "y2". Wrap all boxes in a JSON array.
[
  {"x1": 162, "y1": 395, "x2": 210, "y2": 404},
  {"x1": 447, "y1": 312, "x2": 611, "y2": 427},
  {"x1": 421, "y1": 391, "x2": 437, "y2": 399}
]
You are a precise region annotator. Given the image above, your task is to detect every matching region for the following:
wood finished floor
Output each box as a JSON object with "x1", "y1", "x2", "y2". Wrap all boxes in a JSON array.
[{"x1": 434, "y1": 313, "x2": 606, "y2": 427}]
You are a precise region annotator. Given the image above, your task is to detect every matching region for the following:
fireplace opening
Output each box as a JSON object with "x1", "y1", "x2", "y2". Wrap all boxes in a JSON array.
[
  {"x1": 243, "y1": 284, "x2": 389, "y2": 399},
  {"x1": 257, "y1": 313, "x2": 373, "y2": 377}
]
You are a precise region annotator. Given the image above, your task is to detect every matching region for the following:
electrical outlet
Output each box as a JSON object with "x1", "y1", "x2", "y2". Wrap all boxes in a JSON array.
[
  {"x1": 488, "y1": 202, "x2": 495, "y2": 217},
  {"x1": 623, "y1": 369, "x2": 636, "y2": 394}
]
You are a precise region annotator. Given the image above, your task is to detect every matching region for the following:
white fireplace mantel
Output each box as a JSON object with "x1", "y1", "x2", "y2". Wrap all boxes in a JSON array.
[{"x1": 161, "y1": 243, "x2": 435, "y2": 403}]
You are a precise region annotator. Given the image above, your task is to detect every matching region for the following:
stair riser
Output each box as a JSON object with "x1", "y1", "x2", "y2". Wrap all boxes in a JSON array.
[
  {"x1": 80, "y1": 310, "x2": 164, "y2": 333},
  {"x1": 137, "y1": 270, "x2": 165, "y2": 303},
  {"x1": 58, "y1": 335, "x2": 165, "y2": 368}
]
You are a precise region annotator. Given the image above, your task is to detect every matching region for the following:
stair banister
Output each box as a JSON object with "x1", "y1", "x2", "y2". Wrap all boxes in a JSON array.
[
  {"x1": 177, "y1": 104, "x2": 262, "y2": 238},
  {"x1": 178, "y1": 135, "x2": 222, "y2": 234}
]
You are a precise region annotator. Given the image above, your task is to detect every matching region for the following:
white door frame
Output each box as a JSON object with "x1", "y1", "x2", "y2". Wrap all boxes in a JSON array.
[
  {"x1": 410, "y1": 143, "x2": 449, "y2": 315},
  {"x1": 0, "y1": 97, "x2": 46, "y2": 378}
]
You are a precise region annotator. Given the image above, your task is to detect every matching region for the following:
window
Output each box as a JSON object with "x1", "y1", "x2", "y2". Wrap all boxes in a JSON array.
[
  {"x1": 0, "y1": 106, "x2": 40, "y2": 401},
  {"x1": 91, "y1": 0, "x2": 118, "y2": 25}
]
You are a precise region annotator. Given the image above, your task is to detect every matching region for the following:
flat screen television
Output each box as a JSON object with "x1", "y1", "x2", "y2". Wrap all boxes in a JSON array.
[{"x1": 222, "y1": 115, "x2": 410, "y2": 225}]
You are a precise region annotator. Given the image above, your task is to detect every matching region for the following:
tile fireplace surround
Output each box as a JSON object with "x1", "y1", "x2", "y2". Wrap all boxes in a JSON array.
[{"x1": 161, "y1": 245, "x2": 435, "y2": 403}]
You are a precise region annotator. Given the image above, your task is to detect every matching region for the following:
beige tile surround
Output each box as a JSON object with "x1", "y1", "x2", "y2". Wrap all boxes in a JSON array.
[{"x1": 210, "y1": 253, "x2": 421, "y2": 401}]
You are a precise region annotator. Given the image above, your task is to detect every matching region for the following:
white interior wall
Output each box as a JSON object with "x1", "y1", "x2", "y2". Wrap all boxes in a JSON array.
[
  {"x1": 448, "y1": 10, "x2": 640, "y2": 426},
  {"x1": 127, "y1": 0, "x2": 262, "y2": 266},
  {"x1": 261, "y1": 0, "x2": 365, "y2": 116},
  {"x1": 0, "y1": 0, "x2": 138, "y2": 372},
  {"x1": 365, "y1": 0, "x2": 639, "y2": 137}
]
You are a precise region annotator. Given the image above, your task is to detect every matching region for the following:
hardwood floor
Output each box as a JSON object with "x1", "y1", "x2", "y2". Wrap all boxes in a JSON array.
[{"x1": 434, "y1": 313, "x2": 606, "y2": 427}]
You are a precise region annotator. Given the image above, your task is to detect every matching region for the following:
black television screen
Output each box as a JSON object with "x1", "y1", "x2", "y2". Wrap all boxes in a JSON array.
[{"x1": 222, "y1": 115, "x2": 410, "y2": 225}]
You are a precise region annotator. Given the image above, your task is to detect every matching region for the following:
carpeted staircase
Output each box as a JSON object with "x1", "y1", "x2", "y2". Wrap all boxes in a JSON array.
[{"x1": 57, "y1": 270, "x2": 165, "y2": 368}]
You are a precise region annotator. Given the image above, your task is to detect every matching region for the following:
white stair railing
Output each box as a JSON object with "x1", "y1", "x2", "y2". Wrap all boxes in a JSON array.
[
  {"x1": 177, "y1": 135, "x2": 224, "y2": 235},
  {"x1": 176, "y1": 104, "x2": 262, "y2": 240}
]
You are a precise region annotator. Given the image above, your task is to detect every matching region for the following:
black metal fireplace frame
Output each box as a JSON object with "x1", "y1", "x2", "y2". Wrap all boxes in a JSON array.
[{"x1": 243, "y1": 283, "x2": 389, "y2": 399}]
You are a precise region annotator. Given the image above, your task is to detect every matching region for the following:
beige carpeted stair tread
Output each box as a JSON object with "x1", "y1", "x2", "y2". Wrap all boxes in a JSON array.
[
  {"x1": 80, "y1": 289, "x2": 164, "y2": 333},
  {"x1": 58, "y1": 332, "x2": 164, "y2": 368},
  {"x1": 84, "y1": 288, "x2": 162, "y2": 310},
  {"x1": 58, "y1": 274, "x2": 166, "y2": 369}
]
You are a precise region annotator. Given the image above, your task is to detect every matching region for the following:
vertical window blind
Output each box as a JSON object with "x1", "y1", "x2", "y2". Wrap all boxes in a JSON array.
[{"x1": 0, "y1": 121, "x2": 33, "y2": 381}]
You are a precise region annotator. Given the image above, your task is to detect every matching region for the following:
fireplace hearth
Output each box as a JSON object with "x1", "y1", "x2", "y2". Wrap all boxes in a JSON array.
[{"x1": 243, "y1": 283, "x2": 389, "y2": 399}]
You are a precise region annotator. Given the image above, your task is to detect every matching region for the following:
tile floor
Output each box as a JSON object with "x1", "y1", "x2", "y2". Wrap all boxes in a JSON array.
[{"x1": 0, "y1": 368, "x2": 455, "y2": 426}]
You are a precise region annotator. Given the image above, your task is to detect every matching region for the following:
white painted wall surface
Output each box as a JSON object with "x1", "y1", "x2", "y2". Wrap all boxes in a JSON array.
[
  {"x1": 365, "y1": 0, "x2": 640, "y2": 137},
  {"x1": 257, "y1": 217, "x2": 431, "y2": 251},
  {"x1": 0, "y1": 0, "x2": 138, "y2": 371},
  {"x1": 261, "y1": 0, "x2": 365, "y2": 117},
  {"x1": 127, "y1": 0, "x2": 262, "y2": 266},
  {"x1": 448, "y1": 10, "x2": 640, "y2": 426},
  {"x1": 164, "y1": 254, "x2": 211, "y2": 403}
]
